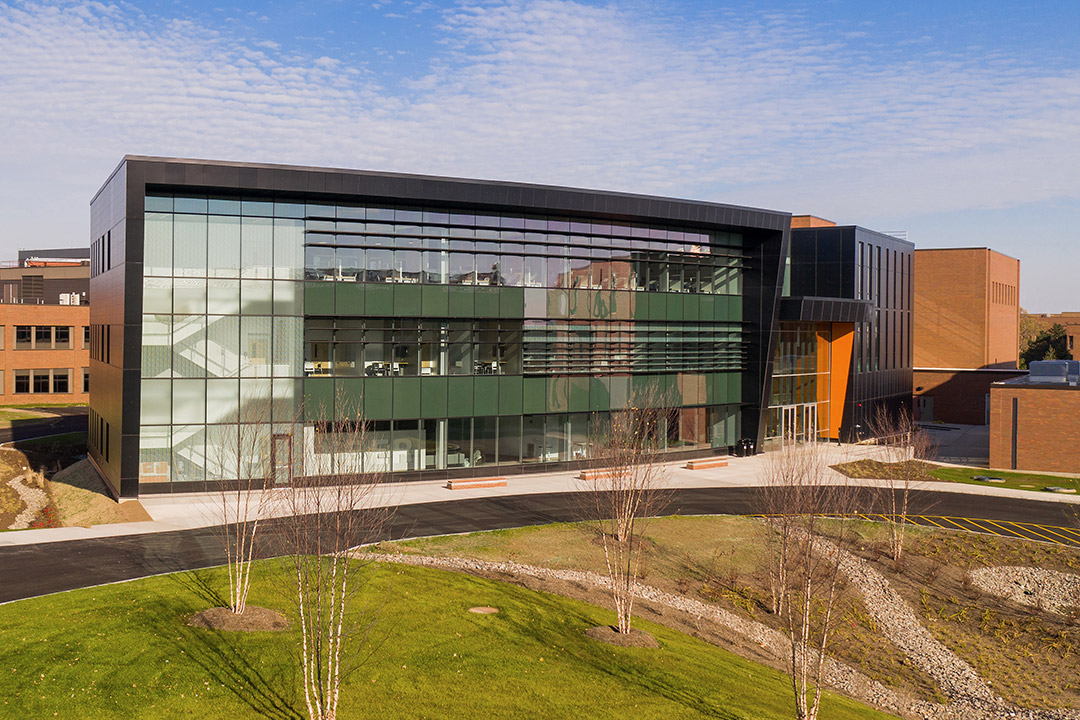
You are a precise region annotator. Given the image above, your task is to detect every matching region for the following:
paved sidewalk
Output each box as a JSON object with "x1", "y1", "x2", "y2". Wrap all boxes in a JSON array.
[{"x1": 2, "y1": 442, "x2": 1078, "y2": 548}]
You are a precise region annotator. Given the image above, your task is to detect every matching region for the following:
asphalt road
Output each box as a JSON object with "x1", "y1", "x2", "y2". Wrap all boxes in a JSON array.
[
  {"x1": 0, "y1": 410, "x2": 87, "y2": 444},
  {"x1": 1, "y1": 486, "x2": 1077, "y2": 604}
]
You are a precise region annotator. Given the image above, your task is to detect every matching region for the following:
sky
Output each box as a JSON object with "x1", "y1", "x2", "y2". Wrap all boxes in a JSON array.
[{"x1": 0, "y1": 0, "x2": 1078, "y2": 312}]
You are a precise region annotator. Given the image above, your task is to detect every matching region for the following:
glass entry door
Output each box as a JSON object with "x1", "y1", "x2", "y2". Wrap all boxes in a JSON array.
[
  {"x1": 780, "y1": 404, "x2": 817, "y2": 445},
  {"x1": 271, "y1": 433, "x2": 293, "y2": 485}
]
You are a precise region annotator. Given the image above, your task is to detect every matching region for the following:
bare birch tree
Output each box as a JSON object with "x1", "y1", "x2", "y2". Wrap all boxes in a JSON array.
[
  {"x1": 868, "y1": 404, "x2": 937, "y2": 564},
  {"x1": 278, "y1": 403, "x2": 393, "y2": 720},
  {"x1": 207, "y1": 395, "x2": 277, "y2": 615},
  {"x1": 580, "y1": 387, "x2": 675, "y2": 634},
  {"x1": 759, "y1": 443, "x2": 861, "y2": 720}
]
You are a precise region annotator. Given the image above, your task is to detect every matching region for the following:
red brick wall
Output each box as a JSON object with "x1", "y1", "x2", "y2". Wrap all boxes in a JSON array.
[
  {"x1": 914, "y1": 248, "x2": 1019, "y2": 370},
  {"x1": 914, "y1": 368, "x2": 1025, "y2": 425},
  {"x1": 0, "y1": 304, "x2": 90, "y2": 405},
  {"x1": 989, "y1": 385, "x2": 1080, "y2": 473}
]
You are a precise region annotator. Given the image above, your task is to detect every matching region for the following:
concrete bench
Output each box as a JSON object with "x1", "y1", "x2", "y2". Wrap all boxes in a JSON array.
[
  {"x1": 577, "y1": 469, "x2": 629, "y2": 482},
  {"x1": 684, "y1": 457, "x2": 729, "y2": 470},
  {"x1": 446, "y1": 477, "x2": 508, "y2": 490}
]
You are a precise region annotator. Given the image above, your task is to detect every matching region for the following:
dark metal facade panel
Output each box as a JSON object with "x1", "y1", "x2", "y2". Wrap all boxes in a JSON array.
[{"x1": 107, "y1": 156, "x2": 789, "y2": 230}]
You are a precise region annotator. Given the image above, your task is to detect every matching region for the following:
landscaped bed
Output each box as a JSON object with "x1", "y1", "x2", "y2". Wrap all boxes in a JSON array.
[
  {"x1": 832, "y1": 458, "x2": 1080, "y2": 493},
  {"x1": 381, "y1": 515, "x2": 1080, "y2": 714},
  {"x1": 0, "y1": 560, "x2": 892, "y2": 720}
]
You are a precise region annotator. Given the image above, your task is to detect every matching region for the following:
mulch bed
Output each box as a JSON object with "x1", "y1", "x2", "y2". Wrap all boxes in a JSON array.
[
  {"x1": 187, "y1": 606, "x2": 289, "y2": 632},
  {"x1": 585, "y1": 625, "x2": 659, "y2": 648}
]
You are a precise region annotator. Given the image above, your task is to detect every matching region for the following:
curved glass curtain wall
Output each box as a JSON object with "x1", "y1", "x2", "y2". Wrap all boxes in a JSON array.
[{"x1": 139, "y1": 194, "x2": 745, "y2": 484}]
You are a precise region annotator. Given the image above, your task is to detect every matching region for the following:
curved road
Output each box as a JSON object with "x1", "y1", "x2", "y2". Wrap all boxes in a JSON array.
[{"x1": 1, "y1": 486, "x2": 1076, "y2": 604}]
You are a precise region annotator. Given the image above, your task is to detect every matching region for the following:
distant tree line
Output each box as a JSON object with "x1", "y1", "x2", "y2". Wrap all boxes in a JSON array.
[{"x1": 1019, "y1": 320, "x2": 1072, "y2": 369}]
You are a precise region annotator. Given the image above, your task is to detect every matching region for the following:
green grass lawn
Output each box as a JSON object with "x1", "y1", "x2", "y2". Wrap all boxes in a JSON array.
[
  {"x1": 928, "y1": 465, "x2": 1080, "y2": 493},
  {"x1": 0, "y1": 561, "x2": 894, "y2": 720},
  {"x1": 13, "y1": 431, "x2": 87, "y2": 451}
]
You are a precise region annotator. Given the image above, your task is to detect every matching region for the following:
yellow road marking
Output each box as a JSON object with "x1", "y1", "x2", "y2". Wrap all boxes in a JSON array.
[
  {"x1": 1013, "y1": 523, "x2": 1080, "y2": 546},
  {"x1": 978, "y1": 518, "x2": 1033, "y2": 540},
  {"x1": 916, "y1": 515, "x2": 950, "y2": 529}
]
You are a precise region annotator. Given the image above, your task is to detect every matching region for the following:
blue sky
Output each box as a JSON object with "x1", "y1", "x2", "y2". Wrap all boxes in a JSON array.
[{"x1": 1, "y1": 0, "x2": 1078, "y2": 311}]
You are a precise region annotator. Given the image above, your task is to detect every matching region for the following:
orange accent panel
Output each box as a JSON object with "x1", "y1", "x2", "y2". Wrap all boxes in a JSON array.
[{"x1": 827, "y1": 323, "x2": 855, "y2": 440}]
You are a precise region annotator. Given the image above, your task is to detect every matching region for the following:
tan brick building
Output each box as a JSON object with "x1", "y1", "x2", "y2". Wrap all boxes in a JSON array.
[
  {"x1": 1025, "y1": 311, "x2": 1079, "y2": 359},
  {"x1": 0, "y1": 303, "x2": 90, "y2": 404},
  {"x1": 990, "y1": 361, "x2": 1080, "y2": 473},
  {"x1": 913, "y1": 248, "x2": 1024, "y2": 424}
]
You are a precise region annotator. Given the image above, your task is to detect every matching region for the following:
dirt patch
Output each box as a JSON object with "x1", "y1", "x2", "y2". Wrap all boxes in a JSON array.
[
  {"x1": 187, "y1": 606, "x2": 289, "y2": 632},
  {"x1": 469, "y1": 606, "x2": 499, "y2": 614},
  {"x1": 585, "y1": 625, "x2": 659, "y2": 648},
  {"x1": 832, "y1": 459, "x2": 939, "y2": 481},
  {"x1": 48, "y1": 459, "x2": 151, "y2": 526}
]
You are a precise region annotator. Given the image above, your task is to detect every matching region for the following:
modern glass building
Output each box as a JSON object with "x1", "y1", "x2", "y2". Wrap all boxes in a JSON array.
[
  {"x1": 769, "y1": 218, "x2": 914, "y2": 445},
  {"x1": 89, "y1": 157, "x2": 793, "y2": 496}
]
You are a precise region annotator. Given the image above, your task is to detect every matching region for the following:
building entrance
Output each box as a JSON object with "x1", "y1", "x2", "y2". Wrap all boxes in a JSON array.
[{"x1": 780, "y1": 404, "x2": 817, "y2": 445}]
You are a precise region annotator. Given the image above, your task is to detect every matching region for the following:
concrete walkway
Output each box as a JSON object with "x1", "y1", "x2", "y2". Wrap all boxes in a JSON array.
[{"x1": 2, "y1": 441, "x2": 1078, "y2": 548}]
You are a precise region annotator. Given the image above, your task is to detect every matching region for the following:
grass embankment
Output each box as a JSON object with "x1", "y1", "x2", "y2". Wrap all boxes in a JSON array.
[
  {"x1": 0, "y1": 435, "x2": 149, "y2": 529},
  {"x1": 832, "y1": 459, "x2": 1080, "y2": 493},
  {"x1": 385, "y1": 516, "x2": 1080, "y2": 712},
  {"x1": 0, "y1": 560, "x2": 893, "y2": 720},
  {"x1": 46, "y1": 458, "x2": 150, "y2": 526}
]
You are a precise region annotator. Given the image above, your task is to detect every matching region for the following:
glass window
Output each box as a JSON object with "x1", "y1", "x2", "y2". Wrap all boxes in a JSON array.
[
  {"x1": 395, "y1": 250, "x2": 422, "y2": 284},
  {"x1": 13, "y1": 371, "x2": 29, "y2": 394},
  {"x1": 499, "y1": 255, "x2": 523, "y2": 287},
  {"x1": 446, "y1": 418, "x2": 470, "y2": 468},
  {"x1": 171, "y1": 425, "x2": 206, "y2": 483},
  {"x1": 496, "y1": 416, "x2": 520, "y2": 464},
  {"x1": 140, "y1": 379, "x2": 171, "y2": 424},
  {"x1": 208, "y1": 198, "x2": 241, "y2": 215},
  {"x1": 143, "y1": 277, "x2": 172, "y2": 314},
  {"x1": 172, "y1": 379, "x2": 206, "y2": 424},
  {"x1": 272, "y1": 317, "x2": 303, "y2": 378},
  {"x1": 82, "y1": 368, "x2": 89, "y2": 393},
  {"x1": 83, "y1": 326, "x2": 90, "y2": 348},
  {"x1": 274, "y1": 218, "x2": 305, "y2": 280},
  {"x1": 141, "y1": 315, "x2": 172, "y2": 379},
  {"x1": 472, "y1": 417, "x2": 496, "y2": 468},
  {"x1": 172, "y1": 315, "x2": 206, "y2": 378},
  {"x1": 547, "y1": 256, "x2": 569, "y2": 288},
  {"x1": 306, "y1": 246, "x2": 336, "y2": 281},
  {"x1": 173, "y1": 278, "x2": 206, "y2": 314},
  {"x1": 366, "y1": 248, "x2": 393, "y2": 283},
  {"x1": 524, "y1": 256, "x2": 545, "y2": 287},
  {"x1": 35, "y1": 326, "x2": 51, "y2": 347},
  {"x1": 241, "y1": 217, "x2": 274, "y2": 279},
  {"x1": 138, "y1": 425, "x2": 171, "y2": 483},
  {"x1": 273, "y1": 280, "x2": 302, "y2": 316},
  {"x1": 205, "y1": 378, "x2": 239, "y2": 424},
  {"x1": 14, "y1": 326, "x2": 31, "y2": 349},
  {"x1": 144, "y1": 213, "x2": 173, "y2": 276},
  {"x1": 207, "y1": 215, "x2": 241, "y2": 278},
  {"x1": 392, "y1": 420, "x2": 423, "y2": 471},
  {"x1": 54, "y1": 326, "x2": 70, "y2": 349},
  {"x1": 336, "y1": 247, "x2": 363, "y2": 282},
  {"x1": 173, "y1": 213, "x2": 207, "y2": 277},
  {"x1": 522, "y1": 415, "x2": 547, "y2": 463},
  {"x1": 241, "y1": 280, "x2": 274, "y2": 315},
  {"x1": 207, "y1": 279, "x2": 240, "y2": 315},
  {"x1": 206, "y1": 315, "x2": 239, "y2": 378},
  {"x1": 423, "y1": 250, "x2": 447, "y2": 284},
  {"x1": 240, "y1": 316, "x2": 272, "y2": 378},
  {"x1": 447, "y1": 324, "x2": 473, "y2": 375},
  {"x1": 32, "y1": 371, "x2": 50, "y2": 393},
  {"x1": 449, "y1": 253, "x2": 474, "y2": 285}
]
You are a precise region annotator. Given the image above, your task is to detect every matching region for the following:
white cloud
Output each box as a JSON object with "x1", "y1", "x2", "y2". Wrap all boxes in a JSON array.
[{"x1": 0, "y1": 0, "x2": 1078, "y2": 245}]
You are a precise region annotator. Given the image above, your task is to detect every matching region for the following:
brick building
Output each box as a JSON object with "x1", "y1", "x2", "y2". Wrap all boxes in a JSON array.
[
  {"x1": 1025, "y1": 311, "x2": 1079, "y2": 360},
  {"x1": 0, "y1": 251, "x2": 91, "y2": 405},
  {"x1": 990, "y1": 360, "x2": 1080, "y2": 473},
  {"x1": 913, "y1": 248, "x2": 1024, "y2": 424},
  {"x1": 0, "y1": 303, "x2": 90, "y2": 404},
  {"x1": 0, "y1": 248, "x2": 89, "y2": 305}
]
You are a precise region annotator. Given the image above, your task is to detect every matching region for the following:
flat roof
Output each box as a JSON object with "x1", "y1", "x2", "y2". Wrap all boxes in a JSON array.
[{"x1": 95, "y1": 155, "x2": 791, "y2": 233}]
